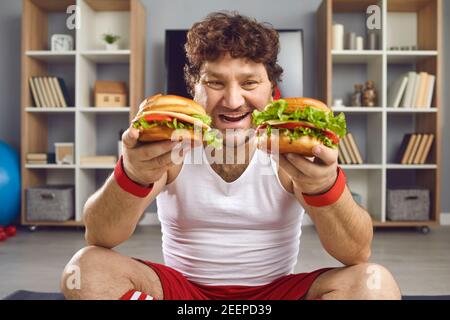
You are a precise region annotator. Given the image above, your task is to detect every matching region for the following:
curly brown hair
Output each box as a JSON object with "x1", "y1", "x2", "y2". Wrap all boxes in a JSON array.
[{"x1": 184, "y1": 11, "x2": 283, "y2": 97}]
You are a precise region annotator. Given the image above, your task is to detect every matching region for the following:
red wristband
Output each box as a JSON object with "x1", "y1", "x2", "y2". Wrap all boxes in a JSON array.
[
  {"x1": 302, "y1": 167, "x2": 346, "y2": 207},
  {"x1": 114, "y1": 156, "x2": 153, "y2": 198}
]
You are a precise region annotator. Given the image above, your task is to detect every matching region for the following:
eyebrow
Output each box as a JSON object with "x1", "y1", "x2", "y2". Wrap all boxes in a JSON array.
[{"x1": 203, "y1": 71, "x2": 261, "y2": 79}]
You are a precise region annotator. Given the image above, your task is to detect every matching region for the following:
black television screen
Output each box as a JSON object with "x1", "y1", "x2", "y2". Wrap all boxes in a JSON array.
[
  {"x1": 165, "y1": 29, "x2": 303, "y2": 99},
  {"x1": 165, "y1": 30, "x2": 190, "y2": 98}
]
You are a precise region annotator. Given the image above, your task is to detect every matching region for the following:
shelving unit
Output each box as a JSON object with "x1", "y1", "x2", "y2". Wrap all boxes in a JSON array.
[
  {"x1": 317, "y1": 0, "x2": 441, "y2": 229},
  {"x1": 20, "y1": 0, "x2": 146, "y2": 227}
]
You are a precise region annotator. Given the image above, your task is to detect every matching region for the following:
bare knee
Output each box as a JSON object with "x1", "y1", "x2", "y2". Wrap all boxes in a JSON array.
[
  {"x1": 350, "y1": 263, "x2": 401, "y2": 300},
  {"x1": 60, "y1": 245, "x2": 127, "y2": 300}
]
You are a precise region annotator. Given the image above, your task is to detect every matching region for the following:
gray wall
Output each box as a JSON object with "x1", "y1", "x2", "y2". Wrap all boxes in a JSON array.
[{"x1": 0, "y1": 0, "x2": 449, "y2": 213}]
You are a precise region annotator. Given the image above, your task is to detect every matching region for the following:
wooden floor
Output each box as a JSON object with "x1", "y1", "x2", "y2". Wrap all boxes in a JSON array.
[{"x1": 1, "y1": 225, "x2": 449, "y2": 298}]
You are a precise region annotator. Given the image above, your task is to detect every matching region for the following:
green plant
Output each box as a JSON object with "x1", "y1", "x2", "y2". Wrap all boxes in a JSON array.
[{"x1": 102, "y1": 33, "x2": 120, "y2": 44}]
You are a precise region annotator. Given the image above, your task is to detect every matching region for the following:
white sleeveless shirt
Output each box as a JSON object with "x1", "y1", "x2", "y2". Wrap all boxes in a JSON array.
[{"x1": 156, "y1": 146, "x2": 305, "y2": 286}]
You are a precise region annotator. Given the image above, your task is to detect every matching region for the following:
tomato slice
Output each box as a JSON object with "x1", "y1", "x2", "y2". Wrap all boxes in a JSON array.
[
  {"x1": 144, "y1": 114, "x2": 173, "y2": 122},
  {"x1": 274, "y1": 121, "x2": 315, "y2": 130},
  {"x1": 268, "y1": 121, "x2": 340, "y2": 144},
  {"x1": 323, "y1": 130, "x2": 340, "y2": 144}
]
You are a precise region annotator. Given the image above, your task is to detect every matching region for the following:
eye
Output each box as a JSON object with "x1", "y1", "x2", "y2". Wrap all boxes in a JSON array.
[
  {"x1": 205, "y1": 80, "x2": 224, "y2": 89},
  {"x1": 241, "y1": 80, "x2": 258, "y2": 90}
]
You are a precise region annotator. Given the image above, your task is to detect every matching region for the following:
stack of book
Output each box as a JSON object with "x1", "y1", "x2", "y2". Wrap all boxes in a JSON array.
[
  {"x1": 80, "y1": 155, "x2": 117, "y2": 166},
  {"x1": 26, "y1": 153, "x2": 47, "y2": 164},
  {"x1": 338, "y1": 132, "x2": 363, "y2": 165},
  {"x1": 388, "y1": 71, "x2": 435, "y2": 108},
  {"x1": 398, "y1": 133, "x2": 435, "y2": 165},
  {"x1": 29, "y1": 76, "x2": 72, "y2": 108}
]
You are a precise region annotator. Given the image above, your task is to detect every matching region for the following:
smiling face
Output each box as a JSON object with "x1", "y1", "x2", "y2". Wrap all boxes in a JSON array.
[{"x1": 193, "y1": 54, "x2": 273, "y2": 146}]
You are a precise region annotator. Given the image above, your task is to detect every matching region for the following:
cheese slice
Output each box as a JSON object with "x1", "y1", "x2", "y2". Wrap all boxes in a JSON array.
[{"x1": 134, "y1": 111, "x2": 211, "y2": 130}]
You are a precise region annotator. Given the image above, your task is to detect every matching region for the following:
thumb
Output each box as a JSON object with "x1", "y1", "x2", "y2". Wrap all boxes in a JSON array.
[{"x1": 122, "y1": 127, "x2": 140, "y2": 148}]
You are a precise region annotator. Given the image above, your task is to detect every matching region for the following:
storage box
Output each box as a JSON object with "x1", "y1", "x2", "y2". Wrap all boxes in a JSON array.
[
  {"x1": 387, "y1": 189, "x2": 430, "y2": 221},
  {"x1": 55, "y1": 142, "x2": 74, "y2": 165},
  {"x1": 94, "y1": 80, "x2": 127, "y2": 107},
  {"x1": 26, "y1": 185, "x2": 75, "y2": 221}
]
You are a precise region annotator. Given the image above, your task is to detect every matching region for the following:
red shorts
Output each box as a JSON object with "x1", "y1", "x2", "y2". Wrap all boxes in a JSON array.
[{"x1": 135, "y1": 259, "x2": 334, "y2": 300}]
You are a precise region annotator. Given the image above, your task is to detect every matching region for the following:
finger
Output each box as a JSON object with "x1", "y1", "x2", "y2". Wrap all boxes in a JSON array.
[
  {"x1": 311, "y1": 145, "x2": 338, "y2": 166},
  {"x1": 146, "y1": 145, "x2": 190, "y2": 168},
  {"x1": 285, "y1": 153, "x2": 330, "y2": 178},
  {"x1": 122, "y1": 127, "x2": 140, "y2": 148},
  {"x1": 137, "y1": 140, "x2": 179, "y2": 160},
  {"x1": 279, "y1": 154, "x2": 306, "y2": 180}
]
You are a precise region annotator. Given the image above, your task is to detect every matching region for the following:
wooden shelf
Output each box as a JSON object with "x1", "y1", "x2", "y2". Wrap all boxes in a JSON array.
[
  {"x1": 332, "y1": 50, "x2": 383, "y2": 63},
  {"x1": 318, "y1": 0, "x2": 442, "y2": 228},
  {"x1": 386, "y1": 164, "x2": 437, "y2": 169},
  {"x1": 26, "y1": 107, "x2": 76, "y2": 113},
  {"x1": 341, "y1": 164, "x2": 383, "y2": 170},
  {"x1": 21, "y1": 0, "x2": 146, "y2": 227},
  {"x1": 386, "y1": 108, "x2": 437, "y2": 113},
  {"x1": 331, "y1": 107, "x2": 383, "y2": 113},
  {"x1": 25, "y1": 164, "x2": 76, "y2": 169},
  {"x1": 79, "y1": 107, "x2": 130, "y2": 113},
  {"x1": 372, "y1": 220, "x2": 438, "y2": 228},
  {"x1": 387, "y1": 50, "x2": 438, "y2": 63},
  {"x1": 80, "y1": 50, "x2": 131, "y2": 63},
  {"x1": 26, "y1": 51, "x2": 76, "y2": 63},
  {"x1": 22, "y1": 220, "x2": 84, "y2": 227},
  {"x1": 79, "y1": 164, "x2": 116, "y2": 169}
]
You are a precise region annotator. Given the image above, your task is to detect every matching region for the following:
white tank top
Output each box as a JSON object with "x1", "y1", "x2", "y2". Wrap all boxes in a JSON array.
[{"x1": 156, "y1": 146, "x2": 305, "y2": 286}]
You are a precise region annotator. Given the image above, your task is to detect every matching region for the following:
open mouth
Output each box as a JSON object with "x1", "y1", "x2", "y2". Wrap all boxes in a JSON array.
[{"x1": 219, "y1": 112, "x2": 251, "y2": 123}]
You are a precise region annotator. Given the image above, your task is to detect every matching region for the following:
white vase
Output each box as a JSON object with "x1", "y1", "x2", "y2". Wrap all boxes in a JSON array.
[{"x1": 105, "y1": 42, "x2": 119, "y2": 51}]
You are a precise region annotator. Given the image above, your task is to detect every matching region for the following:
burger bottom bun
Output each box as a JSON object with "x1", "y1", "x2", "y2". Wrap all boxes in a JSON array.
[
  {"x1": 138, "y1": 126, "x2": 203, "y2": 147},
  {"x1": 257, "y1": 132, "x2": 323, "y2": 157}
]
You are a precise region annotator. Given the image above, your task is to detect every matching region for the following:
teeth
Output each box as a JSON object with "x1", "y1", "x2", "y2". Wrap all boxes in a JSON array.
[{"x1": 221, "y1": 113, "x2": 248, "y2": 118}]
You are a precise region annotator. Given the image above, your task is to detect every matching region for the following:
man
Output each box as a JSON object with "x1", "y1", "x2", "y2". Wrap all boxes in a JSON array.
[{"x1": 61, "y1": 12, "x2": 401, "y2": 300}]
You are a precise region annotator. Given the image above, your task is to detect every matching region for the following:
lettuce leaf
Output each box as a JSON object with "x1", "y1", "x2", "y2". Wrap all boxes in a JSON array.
[
  {"x1": 252, "y1": 99, "x2": 347, "y2": 138},
  {"x1": 132, "y1": 118, "x2": 222, "y2": 149},
  {"x1": 191, "y1": 114, "x2": 212, "y2": 126},
  {"x1": 275, "y1": 126, "x2": 337, "y2": 148}
]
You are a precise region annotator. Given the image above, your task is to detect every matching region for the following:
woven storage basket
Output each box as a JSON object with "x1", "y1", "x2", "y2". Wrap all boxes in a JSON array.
[
  {"x1": 26, "y1": 185, "x2": 74, "y2": 221},
  {"x1": 387, "y1": 189, "x2": 430, "y2": 221}
]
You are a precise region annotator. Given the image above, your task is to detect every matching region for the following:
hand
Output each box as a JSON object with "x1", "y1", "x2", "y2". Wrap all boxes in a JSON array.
[
  {"x1": 121, "y1": 126, "x2": 190, "y2": 186},
  {"x1": 278, "y1": 145, "x2": 339, "y2": 195}
]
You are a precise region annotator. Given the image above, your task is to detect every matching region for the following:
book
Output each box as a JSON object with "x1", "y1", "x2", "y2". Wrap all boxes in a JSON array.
[
  {"x1": 80, "y1": 155, "x2": 117, "y2": 165},
  {"x1": 407, "y1": 133, "x2": 423, "y2": 164},
  {"x1": 47, "y1": 76, "x2": 61, "y2": 107},
  {"x1": 338, "y1": 139, "x2": 352, "y2": 164},
  {"x1": 396, "y1": 134, "x2": 411, "y2": 163},
  {"x1": 413, "y1": 134, "x2": 429, "y2": 164},
  {"x1": 388, "y1": 74, "x2": 408, "y2": 108},
  {"x1": 400, "y1": 134, "x2": 416, "y2": 164},
  {"x1": 57, "y1": 77, "x2": 73, "y2": 107},
  {"x1": 26, "y1": 160, "x2": 47, "y2": 164},
  {"x1": 29, "y1": 77, "x2": 41, "y2": 108},
  {"x1": 43, "y1": 77, "x2": 56, "y2": 107},
  {"x1": 34, "y1": 77, "x2": 46, "y2": 107},
  {"x1": 411, "y1": 73, "x2": 423, "y2": 108},
  {"x1": 342, "y1": 135, "x2": 357, "y2": 164},
  {"x1": 52, "y1": 77, "x2": 67, "y2": 108},
  {"x1": 419, "y1": 134, "x2": 435, "y2": 164},
  {"x1": 37, "y1": 77, "x2": 51, "y2": 107},
  {"x1": 401, "y1": 72, "x2": 417, "y2": 108},
  {"x1": 26, "y1": 153, "x2": 47, "y2": 160},
  {"x1": 414, "y1": 72, "x2": 428, "y2": 108},
  {"x1": 346, "y1": 132, "x2": 363, "y2": 164},
  {"x1": 417, "y1": 73, "x2": 430, "y2": 108},
  {"x1": 424, "y1": 75, "x2": 435, "y2": 109},
  {"x1": 337, "y1": 145, "x2": 345, "y2": 164}
]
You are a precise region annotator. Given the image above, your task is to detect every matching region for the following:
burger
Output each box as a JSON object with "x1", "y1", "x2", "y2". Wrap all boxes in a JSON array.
[
  {"x1": 132, "y1": 94, "x2": 222, "y2": 148},
  {"x1": 252, "y1": 98, "x2": 347, "y2": 156}
]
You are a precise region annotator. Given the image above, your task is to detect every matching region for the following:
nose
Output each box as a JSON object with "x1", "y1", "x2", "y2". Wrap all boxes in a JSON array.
[{"x1": 223, "y1": 83, "x2": 245, "y2": 110}]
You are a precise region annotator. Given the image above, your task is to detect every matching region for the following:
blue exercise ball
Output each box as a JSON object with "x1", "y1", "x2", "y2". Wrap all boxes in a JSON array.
[{"x1": 0, "y1": 141, "x2": 21, "y2": 226}]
